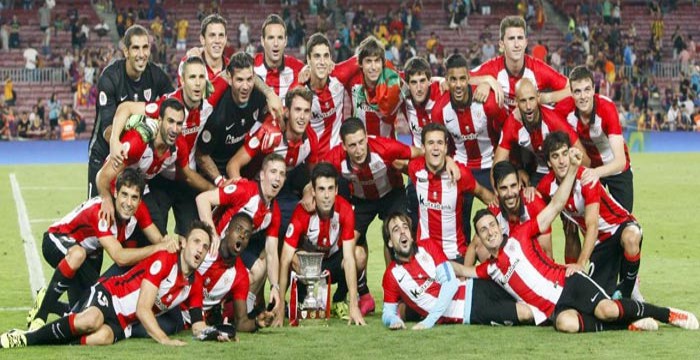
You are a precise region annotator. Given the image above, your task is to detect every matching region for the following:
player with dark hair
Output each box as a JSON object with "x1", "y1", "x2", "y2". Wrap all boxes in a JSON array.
[
  {"x1": 177, "y1": 14, "x2": 229, "y2": 85},
  {"x1": 254, "y1": 14, "x2": 305, "y2": 98},
  {"x1": 381, "y1": 212, "x2": 533, "y2": 330},
  {"x1": 2, "y1": 221, "x2": 215, "y2": 348},
  {"x1": 279, "y1": 163, "x2": 367, "y2": 326},
  {"x1": 458, "y1": 147, "x2": 698, "y2": 333},
  {"x1": 87, "y1": 24, "x2": 174, "y2": 199}
]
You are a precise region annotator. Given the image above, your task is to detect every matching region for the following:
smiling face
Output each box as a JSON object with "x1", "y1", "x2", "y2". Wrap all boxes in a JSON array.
[
  {"x1": 285, "y1": 95, "x2": 311, "y2": 137},
  {"x1": 361, "y1": 55, "x2": 383, "y2": 87},
  {"x1": 259, "y1": 159, "x2": 287, "y2": 200},
  {"x1": 229, "y1": 66, "x2": 255, "y2": 105},
  {"x1": 570, "y1": 78, "x2": 595, "y2": 116},
  {"x1": 423, "y1": 129, "x2": 447, "y2": 172},
  {"x1": 114, "y1": 184, "x2": 142, "y2": 221},
  {"x1": 387, "y1": 216, "x2": 414, "y2": 261},
  {"x1": 495, "y1": 173, "x2": 521, "y2": 214},
  {"x1": 515, "y1": 80, "x2": 540, "y2": 126},
  {"x1": 407, "y1": 72, "x2": 430, "y2": 104},
  {"x1": 475, "y1": 213, "x2": 504, "y2": 253},
  {"x1": 547, "y1": 144, "x2": 571, "y2": 181},
  {"x1": 158, "y1": 106, "x2": 185, "y2": 146},
  {"x1": 313, "y1": 176, "x2": 337, "y2": 217},
  {"x1": 307, "y1": 43, "x2": 331, "y2": 82},
  {"x1": 123, "y1": 34, "x2": 151, "y2": 77},
  {"x1": 200, "y1": 22, "x2": 227, "y2": 63},
  {"x1": 262, "y1": 23, "x2": 287, "y2": 68},
  {"x1": 447, "y1": 66, "x2": 469, "y2": 107}
]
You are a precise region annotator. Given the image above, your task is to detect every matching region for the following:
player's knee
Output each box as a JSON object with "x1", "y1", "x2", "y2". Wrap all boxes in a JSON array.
[
  {"x1": 66, "y1": 246, "x2": 87, "y2": 267},
  {"x1": 76, "y1": 308, "x2": 104, "y2": 333},
  {"x1": 594, "y1": 300, "x2": 619, "y2": 320},
  {"x1": 354, "y1": 247, "x2": 367, "y2": 271},
  {"x1": 84, "y1": 326, "x2": 114, "y2": 345},
  {"x1": 554, "y1": 311, "x2": 580, "y2": 333},
  {"x1": 621, "y1": 228, "x2": 642, "y2": 253}
]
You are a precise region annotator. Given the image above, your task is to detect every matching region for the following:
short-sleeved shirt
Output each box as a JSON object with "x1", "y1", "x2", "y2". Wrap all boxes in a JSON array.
[
  {"x1": 197, "y1": 252, "x2": 249, "y2": 310},
  {"x1": 254, "y1": 53, "x2": 305, "y2": 99},
  {"x1": 408, "y1": 157, "x2": 477, "y2": 260},
  {"x1": 242, "y1": 116, "x2": 319, "y2": 172},
  {"x1": 196, "y1": 87, "x2": 268, "y2": 175},
  {"x1": 120, "y1": 128, "x2": 189, "y2": 181},
  {"x1": 402, "y1": 81, "x2": 443, "y2": 147},
  {"x1": 307, "y1": 75, "x2": 347, "y2": 158},
  {"x1": 432, "y1": 87, "x2": 507, "y2": 169},
  {"x1": 326, "y1": 136, "x2": 411, "y2": 200},
  {"x1": 498, "y1": 105, "x2": 579, "y2": 174},
  {"x1": 284, "y1": 196, "x2": 355, "y2": 258},
  {"x1": 537, "y1": 166, "x2": 634, "y2": 242},
  {"x1": 555, "y1": 94, "x2": 631, "y2": 173},
  {"x1": 470, "y1": 55, "x2": 568, "y2": 114},
  {"x1": 101, "y1": 250, "x2": 204, "y2": 329},
  {"x1": 488, "y1": 192, "x2": 551, "y2": 237},
  {"x1": 89, "y1": 59, "x2": 174, "y2": 161},
  {"x1": 213, "y1": 179, "x2": 281, "y2": 240},
  {"x1": 382, "y1": 240, "x2": 466, "y2": 324},
  {"x1": 177, "y1": 54, "x2": 230, "y2": 86},
  {"x1": 48, "y1": 197, "x2": 152, "y2": 254}
]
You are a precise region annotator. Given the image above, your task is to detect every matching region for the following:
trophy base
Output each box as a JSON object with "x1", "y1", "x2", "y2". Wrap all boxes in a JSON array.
[
  {"x1": 295, "y1": 309, "x2": 330, "y2": 327},
  {"x1": 288, "y1": 271, "x2": 332, "y2": 327}
]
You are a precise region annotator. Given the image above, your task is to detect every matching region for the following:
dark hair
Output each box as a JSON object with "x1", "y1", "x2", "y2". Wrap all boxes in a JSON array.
[
  {"x1": 339, "y1": 117, "x2": 366, "y2": 142},
  {"x1": 356, "y1": 35, "x2": 385, "y2": 64},
  {"x1": 182, "y1": 55, "x2": 206, "y2": 76},
  {"x1": 382, "y1": 211, "x2": 413, "y2": 248},
  {"x1": 472, "y1": 208, "x2": 496, "y2": 231},
  {"x1": 499, "y1": 15, "x2": 527, "y2": 40},
  {"x1": 123, "y1": 24, "x2": 149, "y2": 48},
  {"x1": 311, "y1": 162, "x2": 338, "y2": 188},
  {"x1": 421, "y1": 122, "x2": 448, "y2": 145},
  {"x1": 284, "y1": 86, "x2": 314, "y2": 109},
  {"x1": 261, "y1": 14, "x2": 286, "y2": 38},
  {"x1": 115, "y1": 167, "x2": 146, "y2": 196},
  {"x1": 403, "y1": 56, "x2": 431, "y2": 81},
  {"x1": 568, "y1": 65, "x2": 595, "y2": 87},
  {"x1": 542, "y1": 131, "x2": 572, "y2": 160},
  {"x1": 492, "y1": 161, "x2": 518, "y2": 187},
  {"x1": 159, "y1": 97, "x2": 185, "y2": 119},
  {"x1": 186, "y1": 219, "x2": 214, "y2": 245},
  {"x1": 261, "y1": 153, "x2": 286, "y2": 170},
  {"x1": 306, "y1": 33, "x2": 331, "y2": 59},
  {"x1": 445, "y1": 53, "x2": 469, "y2": 71},
  {"x1": 226, "y1": 51, "x2": 254, "y2": 75},
  {"x1": 200, "y1": 13, "x2": 227, "y2": 37}
]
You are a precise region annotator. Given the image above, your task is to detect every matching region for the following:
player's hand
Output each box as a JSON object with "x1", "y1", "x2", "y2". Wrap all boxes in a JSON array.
[
  {"x1": 300, "y1": 187, "x2": 316, "y2": 212},
  {"x1": 411, "y1": 323, "x2": 427, "y2": 330},
  {"x1": 109, "y1": 142, "x2": 129, "y2": 168},
  {"x1": 257, "y1": 310, "x2": 276, "y2": 328},
  {"x1": 297, "y1": 65, "x2": 310, "y2": 84},
  {"x1": 565, "y1": 263, "x2": 584, "y2": 277},
  {"x1": 347, "y1": 304, "x2": 366, "y2": 326},
  {"x1": 161, "y1": 235, "x2": 180, "y2": 253},
  {"x1": 98, "y1": 196, "x2": 115, "y2": 225},
  {"x1": 517, "y1": 169, "x2": 530, "y2": 189},
  {"x1": 208, "y1": 233, "x2": 220, "y2": 256},
  {"x1": 270, "y1": 307, "x2": 284, "y2": 328},
  {"x1": 568, "y1": 147, "x2": 583, "y2": 168},
  {"x1": 522, "y1": 186, "x2": 537, "y2": 203},
  {"x1": 160, "y1": 338, "x2": 187, "y2": 346},
  {"x1": 266, "y1": 94, "x2": 284, "y2": 124},
  {"x1": 473, "y1": 82, "x2": 491, "y2": 103},
  {"x1": 487, "y1": 196, "x2": 499, "y2": 208},
  {"x1": 389, "y1": 320, "x2": 406, "y2": 330},
  {"x1": 445, "y1": 157, "x2": 462, "y2": 183},
  {"x1": 185, "y1": 47, "x2": 203, "y2": 58},
  {"x1": 269, "y1": 288, "x2": 282, "y2": 316}
]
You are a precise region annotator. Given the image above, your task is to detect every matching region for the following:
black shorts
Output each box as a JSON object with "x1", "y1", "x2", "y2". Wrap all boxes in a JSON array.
[
  {"x1": 352, "y1": 187, "x2": 407, "y2": 246},
  {"x1": 42, "y1": 232, "x2": 102, "y2": 306},
  {"x1": 87, "y1": 154, "x2": 104, "y2": 199},
  {"x1": 79, "y1": 284, "x2": 125, "y2": 343},
  {"x1": 147, "y1": 175, "x2": 198, "y2": 236},
  {"x1": 467, "y1": 279, "x2": 520, "y2": 325},
  {"x1": 588, "y1": 221, "x2": 641, "y2": 294},
  {"x1": 554, "y1": 272, "x2": 609, "y2": 321},
  {"x1": 320, "y1": 250, "x2": 345, "y2": 286},
  {"x1": 600, "y1": 168, "x2": 634, "y2": 213},
  {"x1": 128, "y1": 308, "x2": 185, "y2": 338}
]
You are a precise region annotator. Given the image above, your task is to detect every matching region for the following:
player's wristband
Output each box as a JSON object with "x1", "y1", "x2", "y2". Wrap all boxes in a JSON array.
[
  {"x1": 214, "y1": 175, "x2": 226, "y2": 187},
  {"x1": 270, "y1": 283, "x2": 280, "y2": 291}
]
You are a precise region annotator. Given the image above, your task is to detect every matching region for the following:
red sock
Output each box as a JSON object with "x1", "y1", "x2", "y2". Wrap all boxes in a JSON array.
[{"x1": 57, "y1": 259, "x2": 77, "y2": 279}]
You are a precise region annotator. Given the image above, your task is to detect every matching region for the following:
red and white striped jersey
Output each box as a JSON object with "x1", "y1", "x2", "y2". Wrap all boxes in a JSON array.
[
  {"x1": 382, "y1": 240, "x2": 466, "y2": 324},
  {"x1": 307, "y1": 76, "x2": 346, "y2": 158},
  {"x1": 488, "y1": 192, "x2": 551, "y2": 237},
  {"x1": 48, "y1": 197, "x2": 152, "y2": 253},
  {"x1": 145, "y1": 77, "x2": 229, "y2": 170},
  {"x1": 402, "y1": 81, "x2": 443, "y2": 147},
  {"x1": 101, "y1": 250, "x2": 204, "y2": 330},
  {"x1": 197, "y1": 252, "x2": 249, "y2": 310},
  {"x1": 284, "y1": 196, "x2": 355, "y2": 258},
  {"x1": 243, "y1": 116, "x2": 319, "y2": 171},
  {"x1": 431, "y1": 87, "x2": 507, "y2": 169},
  {"x1": 326, "y1": 136, "x2": 410, "y2": 200},
  {"x1": 408, "y1": 158, "x2": 476, "y2": 260},
  {"x1": 120, "y1": 129, "x2": 189, "y2": 181},
  {"x1": 254, "y1": 53, "x2": 305, "y2": 99},
  {"x1": 213, "y1": 179, "x2": 281, "y2": 240},
  {"x1": 177, "y1": 54, "x2": 230, "y2": 86},
  {"x1": 470, "y1": 55, "x2": 568, "y2": 114},
  {"x1": 555, "y1": 95, "x2": 631, "y2": 173},
  {"x1": 498, "y1": 105, "x2": 579, "y2": 174},
  {"x1": 536, "y1": 166, "x2": 635, "y2": 242},
  {"x1": 475, "y1": 220, "x2": 566, "y2": 324}
]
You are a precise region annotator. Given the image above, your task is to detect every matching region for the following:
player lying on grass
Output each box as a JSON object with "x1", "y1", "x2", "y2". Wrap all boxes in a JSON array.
[
  {"x1": 456, "y1": 146, "x2": 698, "y2": 332},
  {"x1": 1, "y1": 221, "x2": 217, "y2": 348}
]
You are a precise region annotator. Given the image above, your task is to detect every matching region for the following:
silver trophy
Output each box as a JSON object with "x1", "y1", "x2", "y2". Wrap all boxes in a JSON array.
[{"x1": 296, "y1": 251, "x2": 325, "y2": 309}]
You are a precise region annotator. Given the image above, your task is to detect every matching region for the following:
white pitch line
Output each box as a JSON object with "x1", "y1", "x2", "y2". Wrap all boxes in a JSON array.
[
  {"x1": 0, "y1": 307, "x2": 31, "y2": 312},
  {"x1": 10, "y1": 174, "x2": 46, "y2": 300},
  {"x1": 22, "y1": 186, "x2": 83, "y2": 190},
  {"x1": 30, "y1": 218, "x2": 58, "y2": 224}
]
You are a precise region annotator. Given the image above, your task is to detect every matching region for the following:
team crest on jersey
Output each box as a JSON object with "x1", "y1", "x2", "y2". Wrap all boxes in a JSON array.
[
  {"x1": 144, "y1": 89, "x2": 152, "y2": 101},
  {"x1": 99, "y1": 91, "x2": 107, "y2": 106},
  {"x1": 249, "y1": 136, "x2": 260, "y2": 149},
  {"x1": 150, "y1": 260, "x2": 162, "y2": 275},
  {"x1": 285, "y1": 224, "x2": 294, "y2": 238},
  {"x1": 98, "y1": 218, "x2": 109, "y2": 232},
  {"x1": 253, "y1": 109, "x2": 260, "y2": 121},
  {"x1": 204, "y1": 277, "x2": 211, "y2": 286},
  {"x1": 261, "y1": 213, "x2": 272, "y2": 229},
  {"x1": 223, "y1": 184, "x2": 237, "y2": 194},
  {"x1": 331, "y1": 220, "x2": 338, "y2": 231},
  {"x1": 201, "y1": 130, "x2": 212, "y2": 144},
  {"x1": 145, "y1": 103, "x2": 159, "y2": 114}
]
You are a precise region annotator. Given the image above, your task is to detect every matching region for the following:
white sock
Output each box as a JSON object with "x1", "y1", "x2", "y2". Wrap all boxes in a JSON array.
[{"x1": 246, "y1": 292, "x2": 257, "y2": 313}]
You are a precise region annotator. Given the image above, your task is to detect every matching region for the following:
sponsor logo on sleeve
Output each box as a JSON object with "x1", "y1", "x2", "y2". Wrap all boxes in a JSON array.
[{"x1": 99, "y1": 91, "x2": 107, "y2": 106}]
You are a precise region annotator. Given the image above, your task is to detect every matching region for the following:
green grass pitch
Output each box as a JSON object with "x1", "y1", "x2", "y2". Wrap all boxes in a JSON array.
[{"x1": 1, "y1": 153, "x2": 699, "y2": 358}]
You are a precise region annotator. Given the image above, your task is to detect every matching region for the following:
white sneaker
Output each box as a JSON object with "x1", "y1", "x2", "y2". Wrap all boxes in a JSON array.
[
  {"x1": 668, "y1": 308, "x2": 699, "y2": 330},
  {"x1": 628, "y1": 317, "x2": 658, "y2": 331},
  {"x1": 631, "y1": 277, "x2": 645, "y2": 302}
]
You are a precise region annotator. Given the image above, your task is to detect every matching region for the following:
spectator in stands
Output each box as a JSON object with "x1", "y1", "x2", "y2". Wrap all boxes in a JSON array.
[
  {"x1": 39, "y1": 1, "x2": 52, "y2": 32},
  {"x1": 36, "y1": 98, "x2": 45, "y2": 124},
  {"x1": 9, "y1": 15, "x2": 20, "y2": 49},
  {"x1": 163, "y1": 13, "x2": 174, "y2": 48},
  {"x1": 28, "y1": 112, "x2": 48, "y2": 139},
  {"x1": 0, "y1": 109, "x2": 10, "y2": 141},
  {"x1": 47, "y1": 92, "x2": 61, "y2": 139},
  {"x1": 2, "y1": 106, "x2": 16, "y2": 139},
  {"x1": 196, "y1": 2, "x2": 206, "y2": 22},
  {"x1": 532, "y1": 39, "x2": 547, "y2": 62},
  {"x1": 16, "y1": 111, "x2": 30, "y2": 139},
  {"x1": 239, "y1": 16, "x2": 250, "y2": 49},
  {"x1": 175, "y1": 16, "x2": 189, "y2": 50},
  {"x1": 4, "y1": 77, "x2": 15, "y2": 107},
  {"x1": 1, "y1": 21, "x2": 9, "y2": 52},
  {"x1": 665, "y1": 99, "x2": 681, "y2": 131},
  {"x1": 151, "y1": 15, "x2": 164, "y2": 41},
  {"x1": 23, "y1": 41, "x2": 40, "y2": 77}
]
